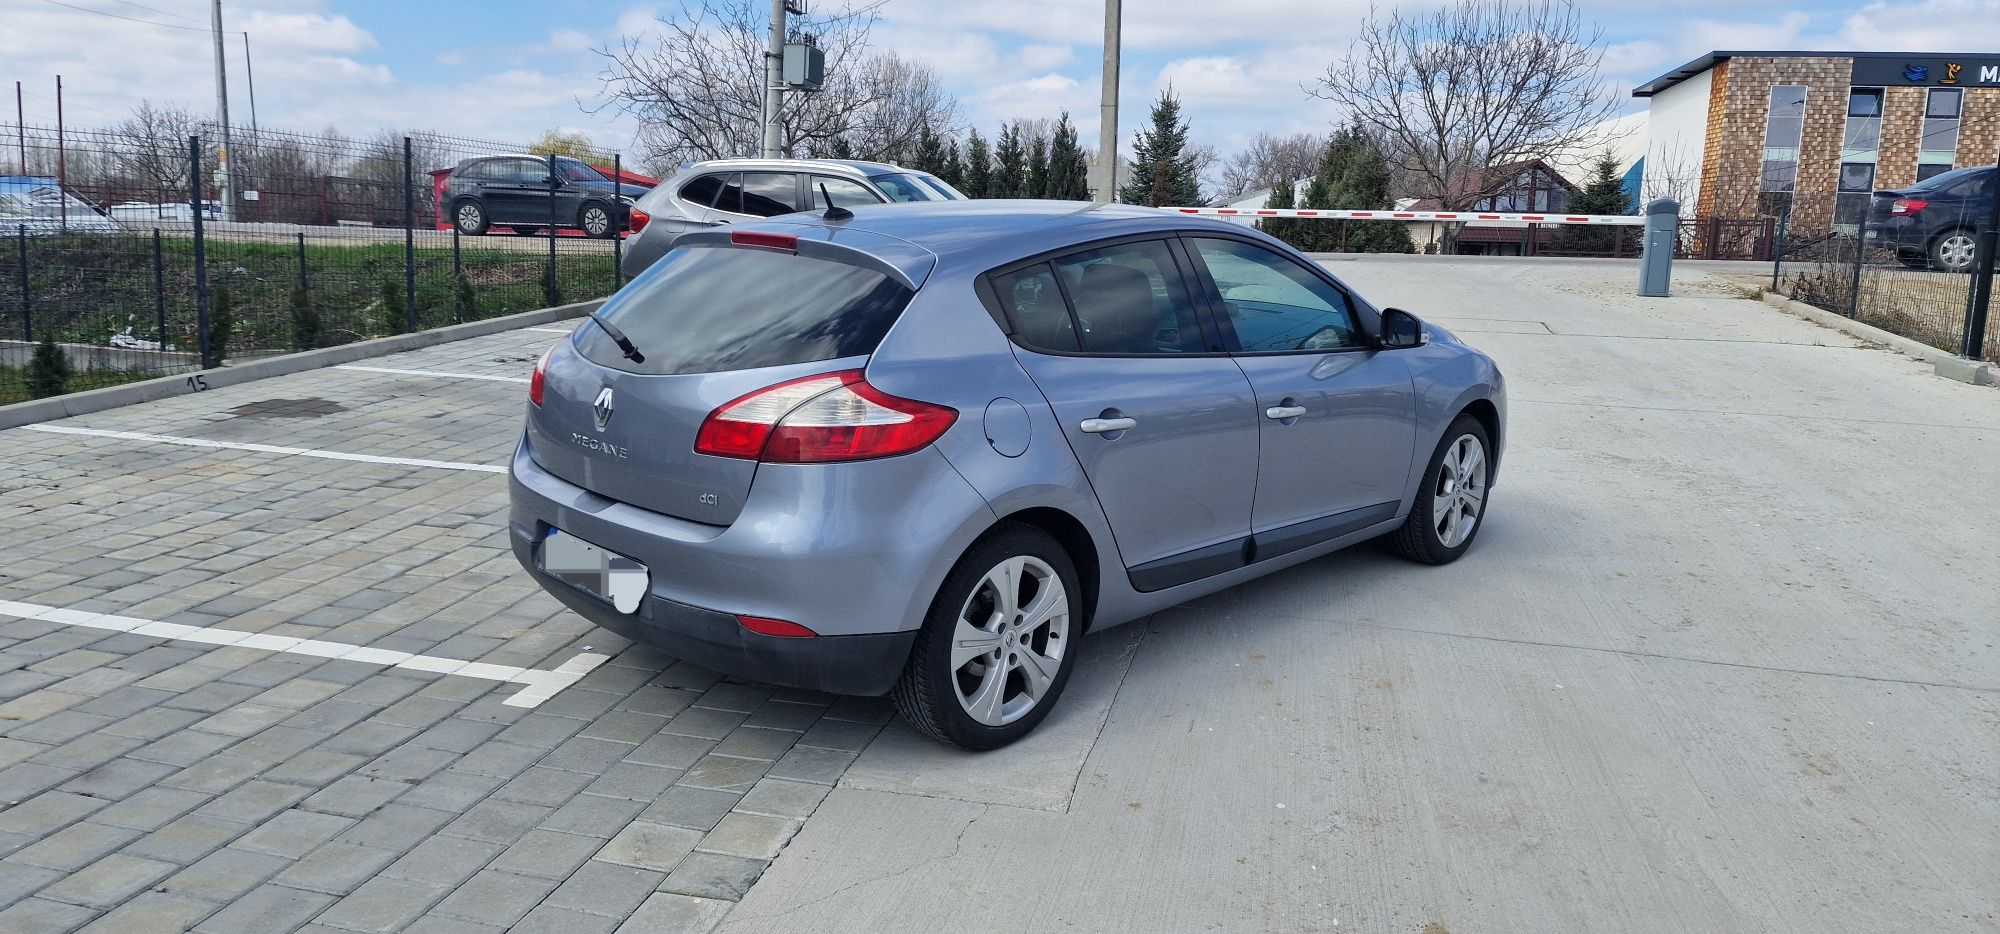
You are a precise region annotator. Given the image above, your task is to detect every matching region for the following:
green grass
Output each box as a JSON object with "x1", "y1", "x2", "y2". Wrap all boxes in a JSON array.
[
  {"x1": 3, "y1": 234, "x2": 616, "y2": 358},
  {"x1": 0, "y1": 361, "x2": 165, "y2": 406}
]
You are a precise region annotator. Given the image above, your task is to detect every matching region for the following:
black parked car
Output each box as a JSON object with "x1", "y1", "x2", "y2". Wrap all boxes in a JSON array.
[
  {"x1": 443, "y1": 155, "x2": 644, "y2": 238},
  {"x1": 1869, "y1": 166, "x2": 1994, "y2": 273}
]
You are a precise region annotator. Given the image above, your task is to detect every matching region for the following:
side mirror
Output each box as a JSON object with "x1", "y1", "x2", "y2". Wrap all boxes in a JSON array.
[
  {"x1": 542, "y1": 175, "x2": 564, "y2": 188},
  {"x1": 1378, "y1": 307, "x2": 1425, "y2": 349}
]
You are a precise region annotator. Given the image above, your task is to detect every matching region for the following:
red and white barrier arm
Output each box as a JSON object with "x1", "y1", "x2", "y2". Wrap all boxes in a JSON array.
[{"x1": 1163, "y1": 206, "x2": 1646, "y2": 226}]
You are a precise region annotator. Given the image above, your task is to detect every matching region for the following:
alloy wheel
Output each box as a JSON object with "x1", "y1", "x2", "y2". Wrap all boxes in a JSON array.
[
  {"x1": 583, "y1": 207, "x2": 610, "y2": 237},
  {"x1": 456, "y1": 203, "x2": 482, "y2": 231},
  {"x1": 1432, "y1": 433, "x2": 1487, "y2": 548},
  {"x1": 950, "y1": 555, "x2": 1069, "y2": 726}
]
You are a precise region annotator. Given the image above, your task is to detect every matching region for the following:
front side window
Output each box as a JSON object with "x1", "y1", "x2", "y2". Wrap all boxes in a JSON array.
[
  {"x1": 1048, "y1": 240, "x2": 1206, "y2": 355},
  {"x1": 810, "y1": 176, "x2": 882, "y2": 209},
  {"x1": 869, "y1": 173, "x2": 937, "y2": 202},
  {"x1": 500, "y1": 159, "x2": 548, "y2": 184},
  {"x1": 1188, "y1": 238, "x2": 1360, "y2": 353}
]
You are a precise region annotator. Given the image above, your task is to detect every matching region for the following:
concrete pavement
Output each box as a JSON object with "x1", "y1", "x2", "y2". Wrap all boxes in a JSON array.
[{"x1": 718, "y1": 259, "x2": 1999, "y2": 933}]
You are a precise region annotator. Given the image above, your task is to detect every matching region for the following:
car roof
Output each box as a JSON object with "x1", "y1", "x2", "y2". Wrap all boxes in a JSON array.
[
  {"x1": 739, "y1": 199, "x2": 1245, "y2": 270},
  {"x1": 673, "y1": 158, "x2": 913, "y2": 178}
]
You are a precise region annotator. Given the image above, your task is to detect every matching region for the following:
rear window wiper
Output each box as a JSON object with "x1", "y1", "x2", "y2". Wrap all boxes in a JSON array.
[{"x1": 589, "y1": 310, "x2": 645, "y2": 364}]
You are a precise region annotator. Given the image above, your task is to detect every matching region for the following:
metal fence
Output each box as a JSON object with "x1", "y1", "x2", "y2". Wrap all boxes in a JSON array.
[
  {"x1": 3, "y1": 123, "x2": 646, "y2": 405},
  {"x1": 1770, "y1": 190, "x2": 1997, "y2": 363}
]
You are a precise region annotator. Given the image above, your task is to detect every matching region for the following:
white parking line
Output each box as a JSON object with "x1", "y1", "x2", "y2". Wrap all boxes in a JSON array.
[
  {"x1": 336, "y1": 365, "x2": 530, "y2": 383},
  {"x1": 22, "y1": 425, "x2": 507, "y2": 473},
  {"x1": 523, "y1": 327, "x2": 574, "y2": 334},
  {"x1": 0, "y1": 599, "x2": 607, "y2": 708}
]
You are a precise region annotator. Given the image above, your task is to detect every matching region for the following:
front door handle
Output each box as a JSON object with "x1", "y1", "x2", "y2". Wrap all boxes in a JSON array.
[
  {"x1": 1079, "y1": 417, "x2": 1137, "y2": 434},
  {"x1": 1265, "y1": 405, "x2": 1307, "y2": 420}
]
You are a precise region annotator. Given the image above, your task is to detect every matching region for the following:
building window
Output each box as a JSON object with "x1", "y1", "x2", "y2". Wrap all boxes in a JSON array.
[
  {"x1": 1918, "y1": 88, "x2": 1962, "y2": 182},
  {"x1": 1760, "y1": 85, "x2": 1807, "y2": 216},
  {"x1": 1836, "y1": 89, "x2": 1882, "y2": 227}
]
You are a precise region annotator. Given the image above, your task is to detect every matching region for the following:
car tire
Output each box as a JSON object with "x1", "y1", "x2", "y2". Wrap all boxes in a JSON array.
[
  {"x1": 579, "y1": 202, "x2": 616, "y2": 239},
  {"x1": 1930, "y1": 229, "x2": 1977, "y2": 273},
  {"x1": 1389, "y1": 414, "x2": 1492, "y2": 566},
  {"x1": 511, "y1": 226, "x2": 544, "y2": 237},
  {"x1": 891, "y1": 524, "x2": 1083, "y2": 750},
  {"x1": 452, "y1": 199, "x2": 489, "y2": 236}
]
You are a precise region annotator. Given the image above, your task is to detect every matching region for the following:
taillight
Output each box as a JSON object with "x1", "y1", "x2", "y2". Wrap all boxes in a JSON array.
[
  {"x1": 627, "y1": 206, "x2": 650, "y2": 232},
  {"x1": 1890, "y1": 198, "x2": 1928, "y2": 216},
  {"x1": 693, "y1": 370, "x2": 957, "y2": 463},
  {"x1": 529, "y1": 345, "x2": 553, "y2": 406}
]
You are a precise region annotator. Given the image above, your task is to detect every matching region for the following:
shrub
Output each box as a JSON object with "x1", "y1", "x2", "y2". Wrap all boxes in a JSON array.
[
  {"x1": 289, "y1": 285, "x2": 322, "y2": 351},
  {"x1": 376, "y1": 278, "x2": 408, "y2": 335},
  {"x1": 454, "y1": 273, "x2": 480, "y2": 322},
  {"x1": 26, "y1": 336, "x2": 72, "y2": 399}
]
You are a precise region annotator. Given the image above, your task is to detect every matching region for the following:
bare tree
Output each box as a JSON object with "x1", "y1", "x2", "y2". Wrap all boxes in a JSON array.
[
  {"x1": 1184, "y1": 143, "x2": 1222, "y2": 203},
  {"x1": 1219, "y1": 132, "x2": 1327, "y2": 198},
  {"x1": 594, "y1": 1, "x2": 934, "y2": 171},
  {"x1": 107, "y1": 100, "x2": 214, "y2": 200},
  {"x1": 840, "y1": 53, "x2": 961, "y2": 164},
  {"x1": 1312, "y1": 0, "x2": 1616, "y2": 209}
]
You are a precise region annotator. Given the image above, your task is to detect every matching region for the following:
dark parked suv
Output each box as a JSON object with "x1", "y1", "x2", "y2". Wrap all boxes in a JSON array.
[
  {"x1": 443, "y1": 155, "x2": 643, "y2": 238},
  {"x1": 1869, "y1": 166, "x2": 1995, "y2": 272}
]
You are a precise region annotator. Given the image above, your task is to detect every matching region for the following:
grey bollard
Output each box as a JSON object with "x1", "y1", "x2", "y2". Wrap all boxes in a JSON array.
[{"x1": 1638, "y1": 198, "x2": 1679, "y2": 297}]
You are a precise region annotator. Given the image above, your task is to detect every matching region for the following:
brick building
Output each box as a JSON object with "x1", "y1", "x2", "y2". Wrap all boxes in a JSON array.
[{"x1": 1635, "y1": 51, "x2": 2000, "y2": 231}]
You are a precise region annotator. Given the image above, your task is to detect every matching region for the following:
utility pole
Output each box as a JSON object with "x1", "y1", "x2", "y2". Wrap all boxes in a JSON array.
[
  {"x1": 210, "y1": 0, "x2": 235, "y2": 221},
  {"x1": 13, "y1": 82, "x2": 23, "y2": 174},
  {"x1": 243, "y1": 33, "x2": 260, "y2": 138},
  {"x1": 1091, "y1": 0, "x2": 1121, "y2": 203},
  {"x1": 762, "y1": 0, "x2": 785, "y2": 158}
]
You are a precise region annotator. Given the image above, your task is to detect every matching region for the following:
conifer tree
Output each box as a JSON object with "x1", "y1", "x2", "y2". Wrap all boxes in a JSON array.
[
  {"x1": 1026, "y1": 134, "x2": 1050, "y2": 199},
  {"x1": 1119, "y1": 89, "x2": 1202, "y2": 207},
  {"x1": 1556, "y1": 153, "x2": 1630, "y2": 252},
  {"x1": 993, "y1": 123, "x2": 1026, "y2": 198},
  {"x1": 939, "y1": 138, "x2": 966, "y2": 191},
  {"x1": 964, "y1": 129, "x2": 992, "y2": 198},
  {"x1": 1045, "y1": 112, "x2": 1090, "y2": 200},
  {"x1": 913, "y1": 128, "x2": 947, "y2": 177},
  {"x1": 26, "y1": 336, "x2": 71, "y2": 399},
  {"x1": 1297, "y1": 125, "x2": 1414, "y2": 253}
]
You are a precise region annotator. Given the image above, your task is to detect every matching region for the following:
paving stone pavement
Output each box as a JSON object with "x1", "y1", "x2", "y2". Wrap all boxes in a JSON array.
[{"x1": 0, "y1": 322, "x2": 891, "y2": 933}]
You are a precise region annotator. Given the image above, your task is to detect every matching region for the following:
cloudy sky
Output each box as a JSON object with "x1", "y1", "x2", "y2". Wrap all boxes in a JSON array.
[{"x1": 6, "y1": 0, "x2": 1999, "y2": 172}]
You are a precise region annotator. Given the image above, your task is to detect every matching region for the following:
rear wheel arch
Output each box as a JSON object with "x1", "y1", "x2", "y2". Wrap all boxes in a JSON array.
[
  {"x1": 990, "y1": 507, "x2": 1099, "y2": 632},
  {"x1": 1930, "y1": 226, "x2": 1978, "y2": 272}
]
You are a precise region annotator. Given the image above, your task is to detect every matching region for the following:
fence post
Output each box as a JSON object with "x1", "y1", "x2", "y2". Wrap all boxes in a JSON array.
[
  {"x1": 152, "y1": 229, "x2": 166, "y2": 350},
  {"x1": 546, "y1": 154, "x2": 559, "y2": 307},
  {"x1": 190, "y1": 135, "x2": 213, "y2": 369},
  {"x1": 402, "y1": 137, "x2": 417, "y2": 333},
  {"x1": 451, "y1": 225, "x2": 461, "y2": 280},
  {"x1": 1770, "y1": 210, "x2": 1790, "y2": 292},
  {"x1": 1846, "y1": 228, "x2": 1864, "y2": 319},
  {"x1": 14, "y1": 225, "x2": 27, "y2": 343},
  {"x1": 1962, "y1": 160, "x2": 2000, "y2": 359},
  {"x1": 613, "y1": 153, "x2": 624, "y2": 290}
]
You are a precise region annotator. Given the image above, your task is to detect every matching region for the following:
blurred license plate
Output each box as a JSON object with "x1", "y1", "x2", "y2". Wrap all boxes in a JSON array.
[{"x1": 540, "y1": 529, "x2": 648, "y2": 614}]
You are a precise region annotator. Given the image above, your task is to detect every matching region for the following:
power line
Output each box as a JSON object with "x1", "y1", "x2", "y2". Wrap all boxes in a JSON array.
[
  {"x1": 33, "y1": 0, "x2": 238, "y2": 34},
  {"x1": 102, "y1": 0, "x2": 202, "y2": 23}
]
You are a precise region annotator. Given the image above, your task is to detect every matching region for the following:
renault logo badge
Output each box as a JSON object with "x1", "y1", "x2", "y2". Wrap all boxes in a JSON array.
[{"x1": 592, "y1": 387, "x2": 614, "y2": 432}]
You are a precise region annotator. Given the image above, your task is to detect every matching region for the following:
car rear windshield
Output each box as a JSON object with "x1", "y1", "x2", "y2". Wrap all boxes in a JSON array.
[
  {"x1": 575, "y1": 245, "x2": 914, "y2": 375},
  {"x1": 869, "y1": 173, "x2": 938, "y2": 202},
  {"x1": 1911, "y1": 166, "x2": 1988, "y2": 192}
]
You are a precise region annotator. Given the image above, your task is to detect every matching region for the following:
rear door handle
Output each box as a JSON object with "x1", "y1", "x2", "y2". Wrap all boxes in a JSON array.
[
  {"x1": 1079, "y1": 417, "x2": 1137, "y2": 434},
  {"x1": 1265, "y1": 406, "x2": 1307, "y2": 420}
]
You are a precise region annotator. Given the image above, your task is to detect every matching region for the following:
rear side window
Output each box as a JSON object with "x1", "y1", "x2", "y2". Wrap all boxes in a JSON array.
[
  {"x1": 1049, "y1": 240, "x2": 1206, "y2": 354},
  {"x1": 740, "y1": 173, "x2": 801, "y2": 216},
  {"x1": 993, "y1": 264, "x2": 1078, "y2": 352},
  {"x1": 576, "y1": 246, "x2": 914, "y2": 375},
  {"x1": 712, "y1": 174, "x2": 745, "y2": 214},
  {"x1": 870, "y1": 173, "x2": 936, "y2": 202},
  {"x1": 811, "y1": 176, "x2": 881, "y2": 209},
  {"x1": 678, "y1": 175, "x2": 724, "y2": 208}
]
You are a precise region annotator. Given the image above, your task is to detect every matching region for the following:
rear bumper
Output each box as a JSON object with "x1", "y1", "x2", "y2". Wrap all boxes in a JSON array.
[{"x1": 509, "y1": 531, "x2": 915, "y2": 695}]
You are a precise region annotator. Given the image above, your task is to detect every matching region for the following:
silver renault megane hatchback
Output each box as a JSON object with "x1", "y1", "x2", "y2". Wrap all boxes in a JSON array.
[{"x1": 510, "y1": 200, "x2": 1505, "y2": 749}]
